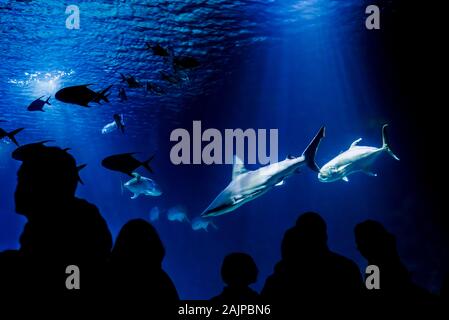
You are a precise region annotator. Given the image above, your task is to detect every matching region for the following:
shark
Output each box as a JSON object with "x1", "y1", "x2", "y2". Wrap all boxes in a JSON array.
[
  {"x1": 123, "y1": 172, "x2": 162, "y2": 199},
  {"x1": 201, "y1": 126, "x2": 325, "y2": 217},
  {"x1": 318, "y1": 124, "x2": 399, "y2": 183},
  {"x1": 191, "y1": 217, "x2": 218, "y2": 232}
]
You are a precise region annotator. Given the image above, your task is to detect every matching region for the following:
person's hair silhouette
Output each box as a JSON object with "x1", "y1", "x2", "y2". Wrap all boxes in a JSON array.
[
  {"x1": 13, "y1": 144, "x2": 81, "y2": 217},
  {"x1": 262, "y1": 211, "x2": 363, "y2": 306},
  {"x1": 0, "y1": 143, "x2": 112, "y2": 299},
  {"x1": 211, "y1": 252, "x2": 259, "y2": 302},
  {"x1": 354, "y1": 220, "x2": 435, "y2": 304},
  {"x1": 112, "y1": 218, "x2": 165, "y2": 265},
  {"x1": 109, "y1": 219, "x2": 179, "y2": 305}
]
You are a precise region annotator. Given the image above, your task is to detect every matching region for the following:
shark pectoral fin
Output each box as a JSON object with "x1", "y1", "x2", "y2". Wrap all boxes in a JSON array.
[
  {"x1": 131, "y1": 193, "x2": 139, "y2": 199},
  {"x1": 275, "y1": 180, "x2": 285, "y2": 187},
  {"x1": 342, "y1": 176, "x2": 349, "y2": 182},
  {"x1": 337, "y1": 163, "x2": 351, "y2": 174}
]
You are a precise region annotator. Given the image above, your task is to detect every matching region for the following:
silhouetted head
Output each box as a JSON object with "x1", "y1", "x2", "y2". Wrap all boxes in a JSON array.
[
  {"x1": 112, "y1": 219, "x2": 165, "y2": 267},
  {"x1": 295, "y1": 212, "x2": 327, "y2": 244},
  {"x1": 12, "y1": 143, "x2": 83, "y2": 217},
  {"x1": 354, "y1": 220, "x2": 397, "y2": 264},
  {"x1": 221, "y1": 252, "x2": 258, "y2": 288},
  {"x1": 281, "y1": 212, "x2": 328, "y2": 261}
]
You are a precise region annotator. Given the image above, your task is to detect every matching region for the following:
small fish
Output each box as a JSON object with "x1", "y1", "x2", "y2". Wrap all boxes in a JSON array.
[
  {"x1": 167, "y1": 206, "x2": 190, "y2": 223},
  {"x1": 113, "y1": 114, "x2": 125, "y2": 134},
  {"x1": 146, "y1": 43, "x2": 170, "y2": 57},
  {"x1": 118, "y1": 88, "x2": 128, "y2": 102},
  {"x1": 149, "y1": 207, "x2": 160, "y2": 222},
  {"x1": 0, "y1": 127, "x2": 24, "y2": 147},
  {"x1": 123, "y1": 172, "x2": 162, "y2": 199},
  {"x1": 191, "y1": 217, "x2": 218, "y2": 232},
  {"x1": 160, "y1": 71, "x2": 181, "y2": 85},
  {"x1": 101, "y1": 121, "x2": 117, "y2": 135},
  {"x1": 55, "y1": 84, "x2": 111, "y2": 107},
  {"x1": 27, "y1": 96, "x2": 51, "y2": 112},
  {"x1": 146, "y1": 82, "x2": 165, "y2": 95},
  {"x1": 101, "y1": 114, "x2": 124, "y2": 135},
  {"x1": 101, "y1": 152, "x2": 154, "y2": 176},
  {"x1": 120, "y1": 73, "x2": 142, "y2": 88},
  {"x1": 173, "y1": 56, "x2": 200, "y2": 70}
]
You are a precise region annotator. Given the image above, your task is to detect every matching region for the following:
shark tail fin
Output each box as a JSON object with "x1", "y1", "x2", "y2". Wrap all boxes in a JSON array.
[
  {"x1": 302, "y1": 126, "x2": 325, "y2": 172},
  {"x1": 46, "y1": 96, "x2": 51, "y2": 105},
  {"x1": 382, "y1": 124, "x2": 400, "y2": 161},
  {"x1": 142, "y1": 155, "x2": 155, "y2": 174},
  {"x1": 7, "y1": 128, "x2": 25, "y2": 147}
]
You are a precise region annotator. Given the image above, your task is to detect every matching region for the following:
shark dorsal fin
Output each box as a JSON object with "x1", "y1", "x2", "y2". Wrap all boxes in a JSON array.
[
  {"x1": 232, "y1": 155, "x2": 248, "y2": 180},
  {"x1": 132, "y1": 172, "x2": 141, "y2": 181},
  {"x1": 350, "y1": 138, "x2": 362, "y2": 148}
]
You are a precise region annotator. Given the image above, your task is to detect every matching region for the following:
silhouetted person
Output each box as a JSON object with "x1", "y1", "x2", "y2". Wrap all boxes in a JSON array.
[
  {"x1": 109, "y1": 219, "x2": 179, "y2": 307},
  {"x1": 355, "y1": 220, "x2": 436, "y2": 305},
  {"x1": 211, "y1": 252, "x2": 260, "y2": 302},
  {"x1": 261, "y1": 212, "x2": 363, "y2": 306},
  {"x1": 0, "y1": 143, "x2": 112, "y2": 300},
  {"x1": 441, "y1": 273, "x2": 449, "y2": 307}
]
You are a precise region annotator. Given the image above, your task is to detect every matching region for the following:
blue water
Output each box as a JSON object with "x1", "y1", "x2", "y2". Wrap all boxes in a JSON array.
[{"x1": 0, "y1": 0, "x2": 442, "y2": 299}]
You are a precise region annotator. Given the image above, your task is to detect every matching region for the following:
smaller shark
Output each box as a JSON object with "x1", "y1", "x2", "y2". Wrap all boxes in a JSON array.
[
  {"x1": 27, "y1": 96, "x2": 51, "y2": 112},
  {"x1": 191, "y1": 217, "x2": 218, "y2": 232},
  {"x1": 318, "y1": 124, "x2": 399, "y2": 183},
  {"x1": 123, "y1": 172, "x2": 162, "y2": 199},
  {"x1": 167, "y1": 206, "x2": 190, "y2": 223},
  {"x1": 201, "y1": 126, "x2": 325, "y2": 217}
]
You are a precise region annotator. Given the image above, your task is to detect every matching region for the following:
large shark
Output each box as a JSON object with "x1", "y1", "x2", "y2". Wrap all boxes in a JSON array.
[
  {"x1": 318, "y1": 124, "x2": 399, "y2": 183},
  {"x1": 201, "y1": 127, "x2": 325, "y2": 217}
]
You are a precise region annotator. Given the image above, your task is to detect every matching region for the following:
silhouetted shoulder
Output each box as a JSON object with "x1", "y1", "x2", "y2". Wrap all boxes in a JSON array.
[
  {"x1": 211, "y1": 286, "x2": 260, "y2": 303},
  {"x1": 71, "y1": 198, "x2": 113, "y2": 257},
  {"x1": 329, "y1": 251, "x2": 361, "y2": 274}
]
